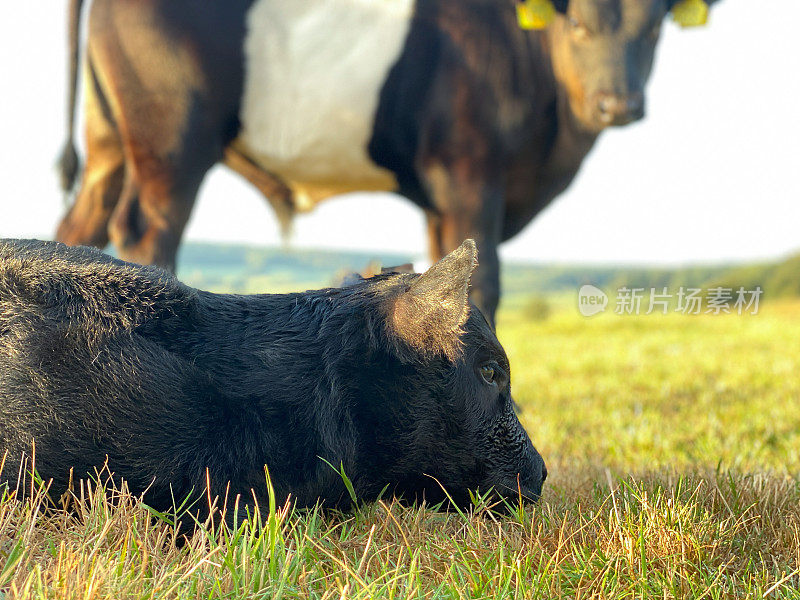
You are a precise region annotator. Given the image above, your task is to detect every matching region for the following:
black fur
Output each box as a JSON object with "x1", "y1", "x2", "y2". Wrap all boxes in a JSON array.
[{"x1": 0, "y1": 239, "x2": 545, "y2": 515}]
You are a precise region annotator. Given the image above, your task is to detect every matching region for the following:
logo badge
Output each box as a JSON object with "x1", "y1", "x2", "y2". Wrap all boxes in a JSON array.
[{"x1": 578, "y1": 285, "x2": 608, "y2": 316}]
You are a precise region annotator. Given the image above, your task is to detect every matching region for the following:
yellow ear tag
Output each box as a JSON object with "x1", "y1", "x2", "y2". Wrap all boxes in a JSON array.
[
  {"x1": 516, "y1": 0, "x2": 555, "y2": 30},
  {"x1": 671, "y1": 0, "x2": 709, "y2": 27}
]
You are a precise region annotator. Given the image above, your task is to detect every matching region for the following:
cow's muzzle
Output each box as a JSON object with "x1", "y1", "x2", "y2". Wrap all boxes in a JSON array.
[{"x1": 595, "y1": 92, "x2": 645, "y2": 126}]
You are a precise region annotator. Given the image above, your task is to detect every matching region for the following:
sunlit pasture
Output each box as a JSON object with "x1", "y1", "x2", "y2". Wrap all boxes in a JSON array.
[{"x1": 1, "y1": 290, "x2": 798, "y2": 598}]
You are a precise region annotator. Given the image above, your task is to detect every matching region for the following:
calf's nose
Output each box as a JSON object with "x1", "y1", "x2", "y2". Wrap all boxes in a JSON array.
[
  {"x1": 521, "y1": 453, "x2": 547, "y2": 501},
  {"x1": 596, "y1": 92, "x2": 645, "y2": 126}
]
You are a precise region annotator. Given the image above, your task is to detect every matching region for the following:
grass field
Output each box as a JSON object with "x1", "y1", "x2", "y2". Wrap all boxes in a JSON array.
[{"x1": 1, "y1": 296, "x2": 799, "y2": 598}]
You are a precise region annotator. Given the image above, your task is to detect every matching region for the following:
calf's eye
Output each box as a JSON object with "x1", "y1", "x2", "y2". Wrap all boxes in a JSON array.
[{"x1": 479, "y1": 364, "x2": 496, "y2": 385}]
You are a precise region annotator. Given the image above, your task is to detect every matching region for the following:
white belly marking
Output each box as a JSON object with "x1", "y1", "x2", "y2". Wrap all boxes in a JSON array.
[{"x1": 239, "y1": 0, "x2": 415, "y2": 206}]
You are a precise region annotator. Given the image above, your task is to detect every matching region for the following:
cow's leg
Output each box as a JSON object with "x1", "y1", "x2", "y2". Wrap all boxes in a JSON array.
[
  {"x1": 56, "y1": 58, "x2": 124, "y2": 249},
  {"x1": 107, "y1": 163, "x2": 205, "y2": 270},
  {"x1": 104, "y1": 112, "x2": 218, "y2": 269},
  {"x1": 83, "y1": 0, "x2": 241, "y2": 270},
  {"x1": 423, "y1": 167, "x2": 504, "y2": 325},
  {"x1": 425, "y1": 210, "x2": 445, "y2": 263}
]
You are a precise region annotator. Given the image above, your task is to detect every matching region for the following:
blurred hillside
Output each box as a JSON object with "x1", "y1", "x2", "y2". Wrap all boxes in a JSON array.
[
  {"x1": 705, "y1": 254, "x2": 800, "y2": 298},
  {"x1": 177, "y1": 242, "x2": 412, "y2": 294},
  {"x1": 176, "y1": 242, "x2": 800, "y2": 299}
]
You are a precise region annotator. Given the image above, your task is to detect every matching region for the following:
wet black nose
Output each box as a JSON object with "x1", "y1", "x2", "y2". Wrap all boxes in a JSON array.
[
  {"x1": 524, "y1": 456, "x2": 547, "y2": 501},
  {"x1": 596, "y1": 92, "x2": 645, "y2": 126}
]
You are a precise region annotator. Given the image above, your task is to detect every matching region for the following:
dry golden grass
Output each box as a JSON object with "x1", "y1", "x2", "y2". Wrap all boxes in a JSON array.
[{"x1": 1, "y1": 469, "x2": 798, "y2": 598}]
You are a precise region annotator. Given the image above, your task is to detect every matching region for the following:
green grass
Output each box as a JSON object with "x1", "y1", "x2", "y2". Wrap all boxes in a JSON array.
[
  {"x1": 1, "y1": 298, "x2": 799, "y2": 598},
  {"x1": 503, "y1": 300, "x2": 800, "y2": 474}
]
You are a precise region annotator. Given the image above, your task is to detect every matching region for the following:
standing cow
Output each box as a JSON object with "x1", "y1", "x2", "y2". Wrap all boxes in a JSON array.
[
  {"x1": 0, "y1": 238, "x2": 546, "y2": 513},
  {"x1": 56, "y1": 0, "x2": 722, "y2": 323}
]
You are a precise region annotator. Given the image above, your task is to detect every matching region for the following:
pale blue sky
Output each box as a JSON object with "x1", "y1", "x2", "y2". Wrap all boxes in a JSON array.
[{"x1": 0, "y1": 1, "x2": 798, "y2": 265}]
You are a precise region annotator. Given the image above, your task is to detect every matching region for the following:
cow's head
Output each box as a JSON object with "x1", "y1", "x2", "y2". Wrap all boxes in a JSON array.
[{"x1": 546, "y1": 0, "x2": 721, "y2": 132}]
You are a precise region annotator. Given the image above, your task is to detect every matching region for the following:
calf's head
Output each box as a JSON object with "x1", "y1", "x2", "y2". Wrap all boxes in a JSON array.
[
  {"x1": 547, "y1": 0, "x2": 721, "y2": 131},
  {"x1": 351, "y1": 240, "x2": 546, "y2": 508}
]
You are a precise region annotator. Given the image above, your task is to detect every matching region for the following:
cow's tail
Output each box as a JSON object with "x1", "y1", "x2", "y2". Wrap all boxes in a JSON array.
[{"x1": 57, "y1": 0, "x2": 86, "y2": 202}]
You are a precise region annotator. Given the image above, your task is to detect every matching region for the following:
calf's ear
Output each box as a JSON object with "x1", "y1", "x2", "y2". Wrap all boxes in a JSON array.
[{"x1": 391, "y1": 239, "x2": 477, "y2": 361}]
